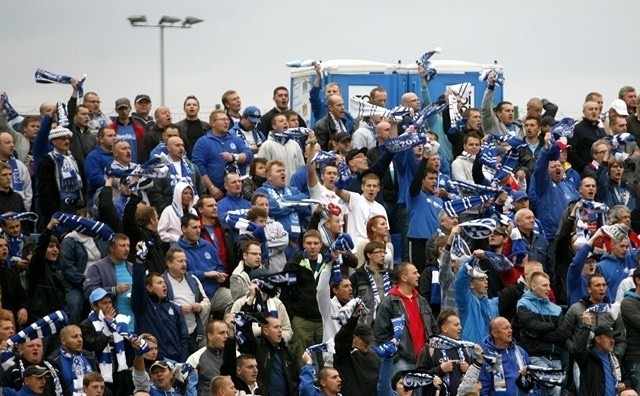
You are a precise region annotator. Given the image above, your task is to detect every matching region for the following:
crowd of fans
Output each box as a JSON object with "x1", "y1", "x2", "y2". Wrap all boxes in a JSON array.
[{"x1": 0, "y1": 61, "x2": 640, "y2": 396}]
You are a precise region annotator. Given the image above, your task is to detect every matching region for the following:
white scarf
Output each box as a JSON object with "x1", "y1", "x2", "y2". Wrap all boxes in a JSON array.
[{"x1": 88, "y1": 311, "x2": 129, "y2": 383}]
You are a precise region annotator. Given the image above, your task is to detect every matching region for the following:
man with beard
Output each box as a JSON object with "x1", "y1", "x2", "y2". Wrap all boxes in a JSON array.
[{"x1": 417, "y1": 310, "x2": 472, "y2": 396}]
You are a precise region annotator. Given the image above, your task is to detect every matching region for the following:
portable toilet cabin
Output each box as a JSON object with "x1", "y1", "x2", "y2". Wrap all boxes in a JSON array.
[{"x1": 289, "y1": 59, "x2": 504, "y2": 127}]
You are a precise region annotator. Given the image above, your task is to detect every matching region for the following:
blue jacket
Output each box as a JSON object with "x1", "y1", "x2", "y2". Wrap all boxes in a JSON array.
[
  {"x1": 217, "y1": 194, "x2": 251, "y2": 228},
  {"x1": 191, "y1": 131, "x2": 253, "y2": 189},
  {"x1": 479, "y1": 336, "x2": 531, "y2": 396},
  {"x1": 84, "y1": 146, "x2": 113, "y2": 197},
  {"x1": 529, "y1": 146, "x2": 580, "y2": 238},
  {"x1": 309, "y1": 84, "x2": 355, "y2": 132},
  {"x1": 516, "y1": 290, "x2": 565, "y2": 358},
  {"x1": 174, "y1": 236, "x2": 225, "y2": 299},
  {"x1": 289, "y1": 166, "x2": 309, "y2": 196},
  {"x1": 567, "y1": 243, "x2": 590, "y2": 306},
  {"x1": 255, "y1": 182, "x2": 310, "y2": 240},
  {"x1": 131, "y1": 261, "x2": 190, "y2": 362},
  {"x1": 597, "y1": 251, "x2": 639, "y2": 302},
  {"x1": 394, "y1": 149, "x2": 420, "y2": 205},
  {"x1": 298, "y1": 364, "x2": 324, "y2": 396},
  {"x1": 455, "y1": 267, "x2": 499, "y2": 344},
  {"x1": 60, "y1": 234, "x2": 108, "y2": 290}
]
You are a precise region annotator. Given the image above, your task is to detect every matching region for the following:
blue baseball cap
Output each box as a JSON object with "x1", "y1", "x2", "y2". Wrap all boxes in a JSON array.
[
  {"x1": 243, "y1": 106, "x2": 262, "y2": 123},
  {"x1": 512, "y1": 191, "x2": 529, "y2": 202},
  {"x1": 89, "y1": 288, "x2": 114, "y2": 304}
]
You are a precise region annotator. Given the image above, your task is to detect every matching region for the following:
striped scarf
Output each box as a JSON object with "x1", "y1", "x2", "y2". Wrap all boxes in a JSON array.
[
  {"x1": 35, "y1": 69, "x2": 86, "y2": 97},
  {"x1": 428, "y1": 335, "x2": 469, "y2": 388},
  {"x1": 87, "y1": 311, "x2": 129, "y2": 383},
  {"x1": 485, "y1": 345, "x2": 526, "y2": 392},
  {"x1": 331, "y1": 297, "x2": 364, "y2": 325},
  {"x1": 349, "y1": 96, "x2": 410, "y2": 121},
  {"x1": 54, "y1": 211, "x2": 115, "y2": 242},
  {"x1": 0, "y1": 92, "x2": 23, "y2": 126},
  {"x1": 53, "y1": 149, "x2": 82, "y2": 193},
  {"x1": 365, "y1": 266, "x2": 391, "y2": 319},
  {"x1": 233, "y1": 311, "x2": 269, "y2": 346}
]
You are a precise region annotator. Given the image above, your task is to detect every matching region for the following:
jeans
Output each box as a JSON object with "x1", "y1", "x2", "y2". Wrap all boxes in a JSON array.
[
  {"x1": 530, "y1": 356, "x2": 562, "y2": 396},
  {"x1": 65, "y1": 288, "x2": 86, "y2": 325}
]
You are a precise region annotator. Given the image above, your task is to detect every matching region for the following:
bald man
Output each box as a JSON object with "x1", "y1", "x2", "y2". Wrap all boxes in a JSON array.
[
  {"x1": 314, "y1": 94, "x2": 351, "y2": 150},
  {"x1": 139, "y1": 106, "x2": 174, "y2": 163},
  {"x1": 479, "y1": 317, "x2": 532, "y2": 394}
]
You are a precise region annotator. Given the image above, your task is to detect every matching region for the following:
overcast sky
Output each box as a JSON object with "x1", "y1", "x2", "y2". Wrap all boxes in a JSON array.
[{"x1": 2, "y1": 0, "x2": 638, "y2": 119}]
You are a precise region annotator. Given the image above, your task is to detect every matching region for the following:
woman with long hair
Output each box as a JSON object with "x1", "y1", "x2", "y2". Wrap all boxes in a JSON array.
[{"x1": 355, "y1": 215, "x2": 394, "y2": 269}]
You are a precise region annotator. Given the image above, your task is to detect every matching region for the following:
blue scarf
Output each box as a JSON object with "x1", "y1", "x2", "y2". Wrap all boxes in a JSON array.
[
  {"x1": 52, "y1": 150, "x2": 82, "y2": 193},
  {"x1": 167, "y1": 157, "x2": 194, "y2": 189},
  {"x1": 53, "y1": 212, "x2": 115, "y2": 241},
  {"x1": 87, "y1": 311, "x2": 129, "y2": 382},
  {"x1": 550, "y1": 118, "x2": 577, "y2": 139},
  {"x1": 58, "y1": 348, "x2": 92, "y2": 396},
  {"x1": 6, "y1": 156, "x2": 23, "y2": 194},
  {"x1": 35, "y1": 69, "x2": 86, "y2": 97},
  {"x1": 0, "y1": 92, "x2": 23, "y2": 126},
  {"x1": 365, "y1": 266, "x2": 391, "y2": 319}
]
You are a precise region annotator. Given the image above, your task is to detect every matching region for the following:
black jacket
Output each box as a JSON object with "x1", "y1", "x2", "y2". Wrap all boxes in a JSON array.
[
  {"x1": 333, "y1": 316, "x2": 380, "y2": 396},
  {"x1": 0, "y1": 188, "x2": 26, "y2": 215},
  {"x1": 280, "y1": 251, "x2": 324, "y2": 322},
  {"x1": 27, "y1": 230, "x2": 66, "y2": 322},
  {"x1": 0, "y1": 264, "x2": 27, "y2": 323},
  {"x1": 123, "y1": 192, "x2": 166, "y2": 275},
  {"x1": 37, "y1": 152, "x2": 87, "y2": 222},
  {"x1": 568, "y1": 119, "x2": 606, "y2": 173},
  {"x1": 572, "y1": 326, "x2": 633, "y2": 395},
  {"x1": 237, "y1": 334, "x2": 298, "y2": 396}
]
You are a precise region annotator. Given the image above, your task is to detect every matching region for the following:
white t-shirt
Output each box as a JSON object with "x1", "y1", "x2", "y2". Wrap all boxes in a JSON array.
[
  {"x1": 309, "y1": 182, "x2": 349, "y2": 215},
  {"x1": 346, "y1": 192, "x2": 388, "y2": 247}
]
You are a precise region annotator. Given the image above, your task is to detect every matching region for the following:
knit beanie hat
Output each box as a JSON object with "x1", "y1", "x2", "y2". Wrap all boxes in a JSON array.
[{"x1": 48, "y1": 125, "x2": 72, "y2": 141}]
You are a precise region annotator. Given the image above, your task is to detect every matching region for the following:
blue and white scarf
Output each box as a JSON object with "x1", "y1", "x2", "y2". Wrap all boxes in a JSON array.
[
  {"x1": 479, "y1": 65, "x2": 505, "y2": 86},
  {"x1": 550, "y1": 118, "x2": 576, "y2": 139},
  {"x1": 399, "y1": 370, "x2": 437, "y2": 390},
  {"x1": 331, "y1": 297, "x2": 364, "y2": 325},
  {"x1": 52, "y1": 149, "x2": 82, "y2": 193},
  {"x1": 59, "y1": 348, "x2": 92, "y2": 396},
  {"x1": 406, "y1": 100, "x2": 448, "y2": 133},
  {"x1": 233, "y1": 311, "x2": 269, "y2": 346},
  {"x1": 524, "y1": 365, "x2": 566, "y2": 389},
  {"x1": 349, "y1": 96, "x2": 411, "y2": 121},
  {"x1": 450, "y1": 234, "x2": 471, "y2": 262},
  {"x1": 365, "y1": 266, "x2": 391, "y2": 319},
  {"x1": 382, "y1": 132, "x2": 427, "y2": 153},
  {"x1": 0, "y1": 92, "x2": 23, "y2": 126},
  {"x1": 57, "y1": 102, "x2": 69, "y2": 128},
  {"x1": 6, "y1": 156, "x2": 24, "y2": 195},
  {"x1": 35, "y1": 69, "x2": 86, "y2": 97},
  {"x1": 330, "y1": 233, "x2": 354, "y2": 283},
  {"x1": 251, "y1": 271, "x2": 298, "y2": 297},
  {"x1": 444, "y1": 194, "x2": 492, "y2": 218},
  {"x1": 311, "y1": 150, "x2": 354, "y2": 189},
  {"x1": 417, "y1": 47, "x2": 441, "y2": 82},
  {"x1": 167, "y1": 157, "x2": 194, "y2": 189},
  {"x1": 485, "y1": 346, "x2": 526, "y2": 392},
  {"x1": 428, "y1": 335, "x2": 470, "y2": 388},
  {"x1": 88, "y1": 311, "x2": 129, "y2": 383},
  {"x1": 459, "y1": 218, "x2": 498, "y2": 239},
  {"x1": 54, "y1": 211, "x2": 115, "y2": 241}
]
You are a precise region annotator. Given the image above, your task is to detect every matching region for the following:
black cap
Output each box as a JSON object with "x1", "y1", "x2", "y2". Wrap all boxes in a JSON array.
[
  {"x1": 593, "y1": 325, "x2": 619, "y2": 337},
  {"x1": 23, "y1": 365, "x2": 49, "y2": 378},
  {"x1": 540, "y1": 115, "x2": 556, "y2": 127},
  {"x1": 345, "y1": 147, "x2": 368, "y2": 162},
  {"x1": 333, "y1": 132, "x2": 352, "y2": 143},
  {"x1": 135, "y1": 94, "x2": 151, "y2": 104},
  {"x1": 353, "y1": 324, "x2": 375, "y2": 344}
]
